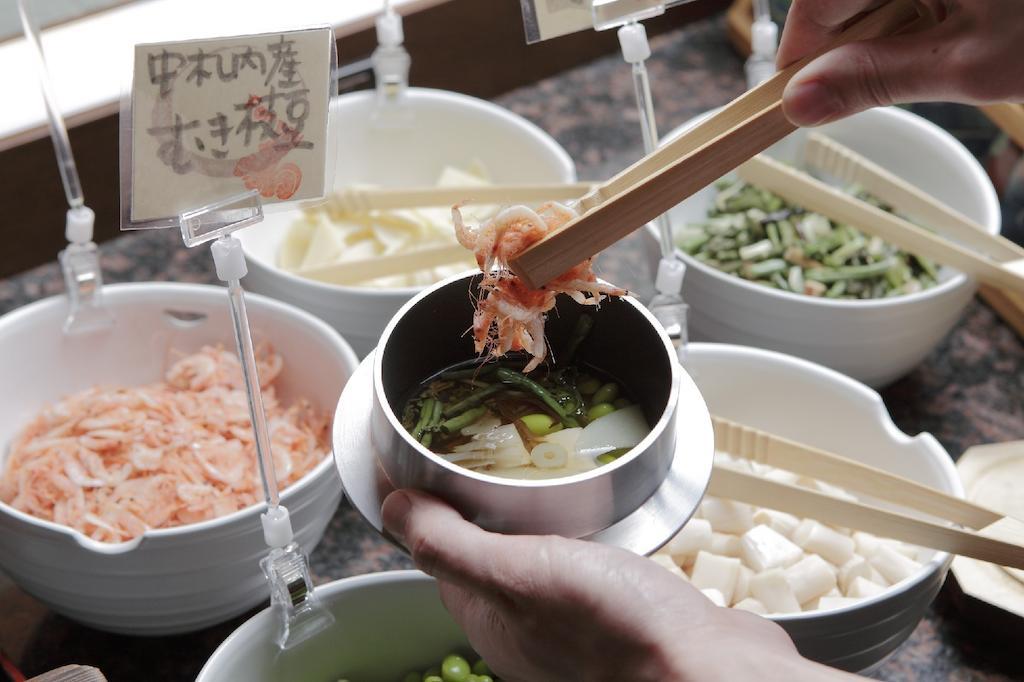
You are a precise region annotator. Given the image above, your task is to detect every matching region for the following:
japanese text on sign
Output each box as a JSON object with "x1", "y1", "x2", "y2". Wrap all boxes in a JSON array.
[{"x1": 128, "y1": 28, "x2": 332, "y2": 223}]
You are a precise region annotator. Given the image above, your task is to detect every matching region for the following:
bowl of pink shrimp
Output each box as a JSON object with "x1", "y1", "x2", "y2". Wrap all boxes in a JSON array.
[{"x1": 0, "y1": 282, "x2": 358, "y2": 635}]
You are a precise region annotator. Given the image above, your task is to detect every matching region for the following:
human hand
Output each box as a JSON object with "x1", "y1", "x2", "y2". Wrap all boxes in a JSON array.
[
  {"x1": 382, "y1": 490, "x2": 856, "y2": 682},
  {"x1": 778, "y1": 0, "x2": 1024, "y2": 126}
]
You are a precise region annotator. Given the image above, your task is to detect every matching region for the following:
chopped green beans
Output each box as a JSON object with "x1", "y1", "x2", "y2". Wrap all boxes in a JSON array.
[
  {"x1": 442, "y1": 385, "x2": 504, "y2": 418},
  {"x1": 561, "y1": 314, "x2": 594, "y2": 366},
  {"x1": 520, "y1": 413, "x2": 557, "y2": 436},
  {"x1": 678, "y1": 179, "x2": 940, "y2": 299},
  {"x1": 411, "y1": 398, "x2": 437, "y2": 441},
  {"x1": 495, "y1": 368, "x2": 579, "y2": 427},
  {"x1": 591, "y1": 382, "x2": 620, "y2": 405},
  {"x1": 587, "y1": 402, "x2": 616, "y2": 422},
  {"x1": 440, "y1": 406, "x2": 488, "y2": 434}
]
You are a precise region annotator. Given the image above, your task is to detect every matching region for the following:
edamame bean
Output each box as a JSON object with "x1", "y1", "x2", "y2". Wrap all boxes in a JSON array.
[
  {"x1": 591, "y1": 382, "x2": 620, "y2": 405},
  {"x1": 586, "y1": 402, "x2": 616, "y2": 422},
  {"x1": 577, "y1": 376, "x2": 602, "y2": 395},
  {"x1": 441, "y1": 654, "x2": 471, "y2": 682},
  {"x1": 520, "y1": 413, "x2": 556, "y2": 436}
]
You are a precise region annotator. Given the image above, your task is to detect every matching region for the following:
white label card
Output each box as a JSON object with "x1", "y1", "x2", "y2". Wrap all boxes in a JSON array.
[{"x1": 129, "y1": 27, "x2": 332, "y2": 223}]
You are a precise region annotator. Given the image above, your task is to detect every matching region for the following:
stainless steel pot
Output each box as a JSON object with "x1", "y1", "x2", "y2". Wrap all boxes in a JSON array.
[{"x1": 370, "y1": 272, "x2": 681, "y2": 537}]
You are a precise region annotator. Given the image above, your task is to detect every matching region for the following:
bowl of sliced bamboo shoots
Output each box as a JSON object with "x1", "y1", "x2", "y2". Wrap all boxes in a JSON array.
[
  {"x1": 650, "y1": 342, "x2": 961, "y2": 673},
  {"x1": 655, "y1": 107, "x2": 1000, "y2": 387},
  {"x1": 237, "y1": 88, "x2": 576, "y2": 357}
]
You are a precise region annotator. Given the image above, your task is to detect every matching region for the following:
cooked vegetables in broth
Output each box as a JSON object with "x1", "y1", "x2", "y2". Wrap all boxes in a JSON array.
[
  {"x1": 401, "y1": 316, "x2": 650, "y2": 479},
  {"x1": 676, "y1": 178, "x2": 941, "y2": 299}
]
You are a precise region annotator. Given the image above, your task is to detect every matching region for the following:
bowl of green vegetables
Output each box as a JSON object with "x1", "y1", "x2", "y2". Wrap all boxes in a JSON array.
[
  {"x1": 197, "y1": 570, "x2": 498, "y2": 682},
  {"x1": 654, "y1": 106, "x2": 1000, "y2": 387}
]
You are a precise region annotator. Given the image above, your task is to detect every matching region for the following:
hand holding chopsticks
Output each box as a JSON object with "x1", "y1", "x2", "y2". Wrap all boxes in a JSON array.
[{"x1": 509, "y1": 0, "x2": 922, "y2": 289}]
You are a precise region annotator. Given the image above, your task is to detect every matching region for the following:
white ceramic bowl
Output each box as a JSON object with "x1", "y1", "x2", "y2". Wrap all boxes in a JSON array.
[
  {"x1": 198, "y1": 571, "x2": 468, "y2": 682},
  {"x1": 685, "y1": 342, "x2": 960, "y2": 672},
  {"x1": 654, "y1": 107, "x2": 1000, "y2": 387},
  {"x1": 239, "y1": 87, "x2": 577, "y2": 357},
  {"x1": 0, "y1": 283, "x2": 358, "y2": 634}
]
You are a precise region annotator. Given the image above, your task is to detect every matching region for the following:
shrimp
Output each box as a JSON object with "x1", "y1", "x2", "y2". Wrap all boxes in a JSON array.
[
  {"x1": 453, "y1": 201, "x2": 626, "y2": 372},
  {"x1": 0, "y1": 345, "x2": 329, "y2": 542}
]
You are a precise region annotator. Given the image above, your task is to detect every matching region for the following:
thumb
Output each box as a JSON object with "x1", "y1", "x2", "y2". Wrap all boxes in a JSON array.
[
  {"x1": 382, "y1": 489, "x2": 511, "y2": 594},
  {"x1": 783, "y1": 24, "x2": 954, "y2": 126}
]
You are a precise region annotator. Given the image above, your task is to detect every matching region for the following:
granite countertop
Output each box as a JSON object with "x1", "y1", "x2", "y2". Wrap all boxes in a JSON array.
[{"x1": 3, "y1": 14, "x2": 1024, "y2": 682}]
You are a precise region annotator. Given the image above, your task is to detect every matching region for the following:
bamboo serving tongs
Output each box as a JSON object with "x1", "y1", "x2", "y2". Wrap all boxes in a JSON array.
[
  {"x1": 709, "y1": 417, "x2": 1024, "y2": 570},
  {"x1": 509, "y1": 0, "x2": 924, "y2": 288},
  {"x1": 324, "y1": 182, "x2": 594, "y2": 213},
  {"x1": 729, "y1": 136, "x2": 1024, "y2": 294},
  {"x1": 799, "y1": 131, "x2": 1024, "y2": 328}
]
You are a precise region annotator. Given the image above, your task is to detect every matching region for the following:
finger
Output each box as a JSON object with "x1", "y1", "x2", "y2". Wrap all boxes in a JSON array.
[
  {"x1": 381, "y1": 489, "x2": 514, "y2": 594},
  {"x1": 782, "y1": 22, "x2": 955, "y2": 126},
  {"x1": 777, "y1": 0, "x2": 885, "y2": 67}
]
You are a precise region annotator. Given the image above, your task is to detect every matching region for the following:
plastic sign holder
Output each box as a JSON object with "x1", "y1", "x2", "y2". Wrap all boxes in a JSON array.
[{"x1": 121, "y1": 26, "x2": 339, "y2": 650}]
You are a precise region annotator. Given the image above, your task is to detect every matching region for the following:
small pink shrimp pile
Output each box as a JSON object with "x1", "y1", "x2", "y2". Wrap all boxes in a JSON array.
[
  {"x1": 453, "y1": 202, "x2": 626, "y2": 371},
  {"x1": 0, "y1": 345, "x2": 329, "y2": 543}
]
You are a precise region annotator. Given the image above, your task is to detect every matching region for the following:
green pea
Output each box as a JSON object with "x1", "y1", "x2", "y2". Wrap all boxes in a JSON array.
[
  {"x1": 477, "y1": 677, "x2": 494, "y2": 682},
  {"x1": 441, "y1": 654, "x2": 472, "y2": 682},
  {"x1": 586, "y1": 402, "x2": 616, "y2": 422},
  {"x1": 591, "y1": 382, "x2": 620, "y2": 405},
  {"x1": 402, "y1": 674, "x2": 420, "y2": 682},
  {"x1": 520, "y1": 413, "x2": 556, "y2": 436},
  {"x1": 577, "y1": 375, "x2": 602, "y2": 395},
  {"x1": 613, "y1": 398, "x2": 631, "y2": 409},
  {"x1": 423, "y1": 669, "x2": 442, "y2": 682},
  {"x1": 467, "y1": 676, "x2": 481, "y2": 682},
  {"x1": 472, "y1": 661, "x2": 492, "y2": 676},
  {"x1": 424, "y1": 677, "x2": 443, "y2": 682}
]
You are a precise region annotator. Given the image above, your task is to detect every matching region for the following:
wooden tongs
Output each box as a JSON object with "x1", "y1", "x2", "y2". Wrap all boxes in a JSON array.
[
  {"x1": 509, "y1": 0, "x2": 924, "y2": 288},
  {"x1": 734, "y1": 138, "x2": 1024, "y2": 296},
  {"x1": 709, "y1": 416, "x2": 1024, "y2": 570}
]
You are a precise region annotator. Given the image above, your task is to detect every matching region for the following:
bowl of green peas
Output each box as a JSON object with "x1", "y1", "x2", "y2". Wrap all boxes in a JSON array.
[
  {"x1": 653, "y1": 106, "x2": 1000, "y2": 387},
  {"x1": 197, "y1": 570, "x2": 500, "y2": 682}
]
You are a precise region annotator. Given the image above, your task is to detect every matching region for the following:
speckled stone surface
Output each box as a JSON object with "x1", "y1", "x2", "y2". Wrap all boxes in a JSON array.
[{"x1": 2, "y1": 14, "x2": 1023, "y2": 682}]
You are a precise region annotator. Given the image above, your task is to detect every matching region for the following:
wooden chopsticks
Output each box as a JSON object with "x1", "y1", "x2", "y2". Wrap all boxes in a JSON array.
[
  {"x1": 297, "y1": 242, "x2": 472, "y2": 284},
  {"x1": 709, "y1": 417, "x2": 1024, "y2": 570},
  {"x1": 325, "y1": 182, "x2": 593, "y2": 213},
  {"x1": 509, "y1": 0, "x2": 922, "y2": 288},
  {"x1": 980, "y1": 103, "x2": 1024, "y2": 149},
  {"x1": 735, "y1": 154, "x2": 1024, "y2": 296}
]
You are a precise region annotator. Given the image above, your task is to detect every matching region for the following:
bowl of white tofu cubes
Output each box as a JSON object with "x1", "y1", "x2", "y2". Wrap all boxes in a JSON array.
[
  {"x1": 649, "y1": 343, "x2": 961, "y2": 673},
  {"x1": 237, "y1": 87, "x2": 576, "y2": 356}
]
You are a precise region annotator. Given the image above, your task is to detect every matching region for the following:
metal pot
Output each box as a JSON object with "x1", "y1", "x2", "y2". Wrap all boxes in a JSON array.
[{"x1": 370, "y1": 272, "x2": 681, "y2": 537}]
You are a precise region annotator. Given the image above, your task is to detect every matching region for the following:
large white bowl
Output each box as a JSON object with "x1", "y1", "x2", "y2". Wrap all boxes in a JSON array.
[
  {"x1": 0, "y1": 283, "x2": 359, "y2": 634},
  {"x1": 200, "y1": 345, "x2": 956, "y2": 676},
  {"x1": 654, "y1": 107, "x2": 1000, "y2": 387},
  {"x1": 239, "y1": 87, "x2": 577, "y2": 357},
  {"x1": 685, "y1": 342, "x2": 960, "y2": 672},
  {"x1": 197, "y1": 571, "x2": 468, "y2": 682}
]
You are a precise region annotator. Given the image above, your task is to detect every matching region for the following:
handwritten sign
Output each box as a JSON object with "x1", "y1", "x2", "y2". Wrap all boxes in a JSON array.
[{"x1": 127, "y1": 28, "x2": 333, "y2": 224}]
